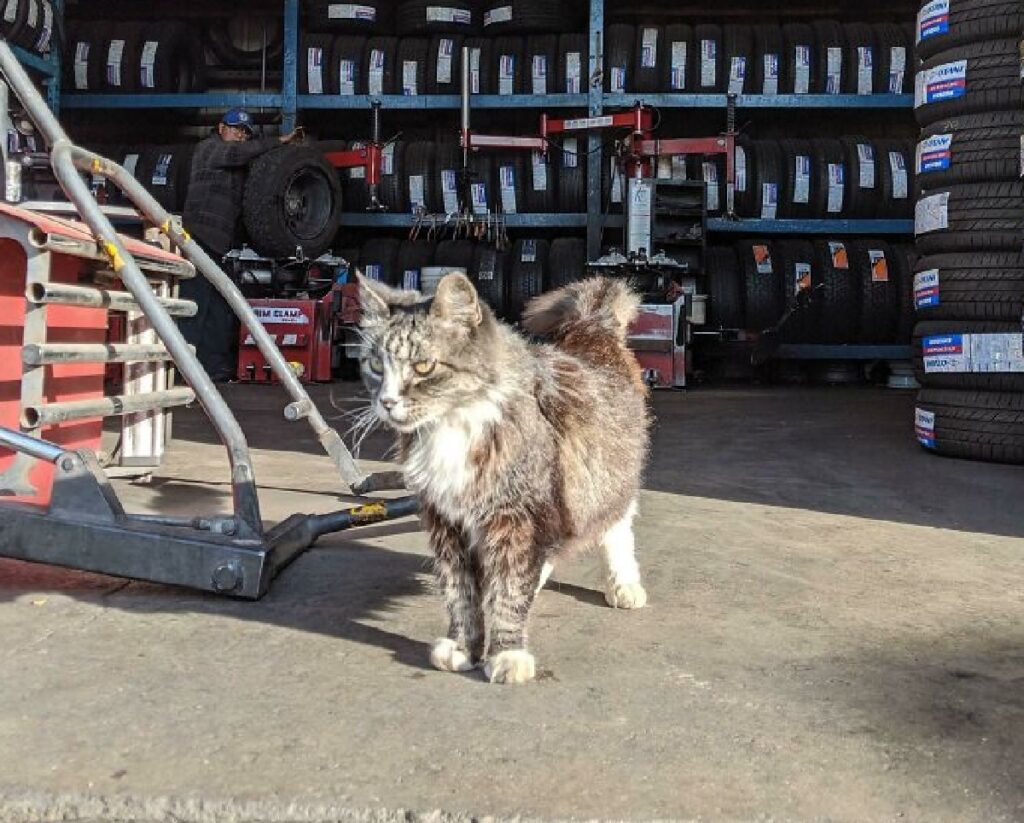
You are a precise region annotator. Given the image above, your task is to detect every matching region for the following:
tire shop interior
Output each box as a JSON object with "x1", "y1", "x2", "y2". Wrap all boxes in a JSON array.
[{"x1": 0, "y1": 0, "x2": 1022, "y2": 821}]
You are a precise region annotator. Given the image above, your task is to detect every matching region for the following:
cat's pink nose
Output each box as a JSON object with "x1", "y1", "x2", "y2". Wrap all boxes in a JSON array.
[{"x1": 380, "y1": 397, "x2": 398, "y2": 411}]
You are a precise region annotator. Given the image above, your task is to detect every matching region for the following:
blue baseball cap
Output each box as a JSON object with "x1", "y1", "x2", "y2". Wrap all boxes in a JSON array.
[{"x1": 222, "y1": 108, "x2": 254, "y2": 133}]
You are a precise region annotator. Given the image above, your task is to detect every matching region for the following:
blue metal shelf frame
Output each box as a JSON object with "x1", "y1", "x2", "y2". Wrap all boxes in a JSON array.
[
  {"x1": 339, "y1": 213, "x2": 588, "y2": 228},
  {"x1": 706, "y1": 218, "x2": 914, "y2": 235},
  {"x1": 63, "y1": 93, "x2": 285, "y2": 109},
  {"x1": 603, "y1": 93, "x2": 914, "y2": 109},
  {"x1": 9, "y1": 0, "x2": 62, "y2": 112},
  {"x1": 297, "y1": 93, "x2": 589, "y2": 109}
]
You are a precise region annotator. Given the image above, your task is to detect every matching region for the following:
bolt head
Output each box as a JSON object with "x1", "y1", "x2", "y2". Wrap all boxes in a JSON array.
[{"x1": 212, "y1": 562, "x2": 242, "y2": 593}]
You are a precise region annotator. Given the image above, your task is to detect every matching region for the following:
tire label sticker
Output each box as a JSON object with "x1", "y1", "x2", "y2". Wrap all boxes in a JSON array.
[
  {"x1": 672, "y1": 154, "x2": 688, "y2": 180},
  {"x1": 521, "y1": 239, "x2": 537, "y2": 263},
  {"x1": 857, "y1": 143, "x2": 875, "y2": 189},
  {"x1": 794, "y1": 154, "x2": 810, "y2": 203},
  {"x1": 307, "y1": 47, "x2": 324, "y2": 95},
  {"x1": 106, "y1": 40, "x2": 126, "y2": 88},
  {"x1": 562, "y1": 137, "x2": 578, "y2": 168},
  {"x1": 915, "y1": 60, "x2": 966, "y2": 107},
  {"x1": 828, "y1": 241, "x2": 849, "y2": 269},
  {"x1": 151, "y1": 153, "x2": 172, "y2": 187},
  {"x1": 403, "y1": 269, "x2": 419, "y2": 290},
  {"x1": 499, "y1": 53, "x2": 515, "y2": 95},
  {"x1": 794, "y1": 45, "x2": 811, "y2": 94},
  {"x1": 566, "y1": 52, "x2": 582, "y2": 93},
  {"x1": 641, "y1": 27, "x2": 658, "y2": 69},
  {"x1": 857, "y1": 46, "x2": 873, "y2": 95},
  {"x1": 915, "y1": 191, "x2": 949, "y2": 235},
  {"x1": 471, "y1": 181, "x2": 487, "y2": 215},
  {"x1": 140, "y1": 41, "x2": 159, "y2": 89},
  {"x1": 914, "y1": 267, "x2": 940, "y2": 308},
  {"x1": 826, "y1": 47, "x2": 842, "y2": 94},
  {"x1": 349, "y1": 144, "x2": 366, "y2": 178},
  {"x1": 339, "y1": 59, "x2": 356, "y2": 95},
  {"x1": 25, "y1": 0, "x2": 34, "y2": 27},
  {"x1": 763, "y1": 54, "x2": 779, "y2": 95},
  {"x1": 436, "y1": 38, "x2": 454, "y2": 84},
  {"x1": 531, "y1": 151, "x2": 547, "y2": 191},
  {"x1": 626, "y1": 178, "x2": 654, "y2": 255},
  {"x1": 74, "y1": 42, "x2": 90, "y2": 90},
  {"x1": 735, "y1": 146, "x2": 747, "y2": 192},
  {"x1": 364, "y1": 263, "x2": 382, "y2": 281},
  {"x1": 917, "y1": 133, "x2": 951, "y2": 173},
  {"x1": 656, "y1": 157, "x2": 672, "y2": 180},
  {"x1": 889, "y1": 46, "x2": 906, "y2": 93},
  {"x1": 728, "y1": 56, "x2": 746, "y2": 95},
  {"x1": 35, "y1": 0, "x2": 51, "y2": 52},
  {"x1": 761, "y1": 182, "x2": 778, "y2": 220},
  {"x1": 917, "y1": 0, "x2": 949, "y2": 43},
  {"x1": 923, "y1": 333, "x2": 1024, "y2": 373},
  {"x1": 611, "y1": 65, "x2": 626, "y2": 93},
  {"x1": 402, "y1": 60, "x2": 418, "y2": 95},
  {"x1": 441, "y1": 168, "x2": 459, "y2": 212},
  {"x1": 469, "y1": 47, "x2": 481, "y2": 93},
  {"x1": 123, "y1": 153, "x2": 140, "y2": 177},
  {"x1": 426, "y1": 6, "x2": 471, "y2": 25},
  {"x1": 700, "y1": 39, "x2": 716, "y2": 89},
  {"x1": 670, "y1": 41, "x2": 687, "y2": 90},
  {"x1": 703, "y1": 161, "x2": 719, "y2": 211},
  {"x1": 915, "y1": 408, "x2": 937, "y2": 448},
  {"x1": 3, "y1": 0, "x2": 18, "y2": 24},
  {"x1": 753, "y1": 244, "x2": 773, "y2": 274},
  {"x1": 328, "y1": 4, "x2": 376, "y2": 21},
  {"x1": 382, "y1": 143, "x2": 395, "y2": 175},
  {"x1": 368, "y1": 48, "x2": 385, "y2": 95},
  {"x1": 483, "y1": 5, "x2": 512, "y2": 26},
  {"x1": 408, "y1": 174, "x2": 426, "y2": 211},
  {"x1": 795, "y1": 261, "x2": 812, "y2": 292},
  {"x1": 532, "y1": 55, "x2": 547, "y2": 95},
  {"x1": 868, "y1": 249, "x2": 888, "y2": 282},
  {"x1": 827, "y1": 162, "x2": 844, "y2": 213},
  {"x1": 889, "y1": 151, "x2": 908, "y2": 199},
  {"x1": 478, "y1": 250, "x2": 496, "y2": 280},
  {"x1": 610, "y1": 157, "x2": 623, "y2": 203}
]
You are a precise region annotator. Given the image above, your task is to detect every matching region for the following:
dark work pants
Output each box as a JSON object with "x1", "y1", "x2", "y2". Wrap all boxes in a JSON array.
[{"x1": 176, "y1": 243, "x2": 239, "y2": 380}]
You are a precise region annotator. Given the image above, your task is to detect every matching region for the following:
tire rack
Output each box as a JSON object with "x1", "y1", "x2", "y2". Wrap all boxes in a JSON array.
[
  {"x1": 7, "y1": 0, "x2": 62, "y2": 111},
  {"x1": 54, "y1": 0, "x2": 917, "y2": 360}
]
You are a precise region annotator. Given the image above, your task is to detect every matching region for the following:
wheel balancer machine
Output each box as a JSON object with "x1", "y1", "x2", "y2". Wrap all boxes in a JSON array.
[{"x1": 0, "y1": 41, "x2": 414, "y2": 600}]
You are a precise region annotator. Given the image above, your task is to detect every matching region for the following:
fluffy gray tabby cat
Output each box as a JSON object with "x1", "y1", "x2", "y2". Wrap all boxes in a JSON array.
[{"x1": 358, "y1": 272, "x2": 650, "y2": 684}]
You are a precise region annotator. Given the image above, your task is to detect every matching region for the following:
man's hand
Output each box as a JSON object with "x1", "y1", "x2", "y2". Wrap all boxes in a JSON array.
[{"x1": 278, "y1": 127, "x2": 304, "y2": 144}]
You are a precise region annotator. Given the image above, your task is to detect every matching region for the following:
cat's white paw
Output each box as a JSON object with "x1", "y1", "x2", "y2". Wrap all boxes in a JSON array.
[
  {"x1": 605, "y1": 582, "x2": 648, "y2": 609},
  {"x1": 484, "y1": 650, "x2": 536, "y2": 684},
  {"x1": 429, "y1": 638, "x2": 475, "y2": 672}
]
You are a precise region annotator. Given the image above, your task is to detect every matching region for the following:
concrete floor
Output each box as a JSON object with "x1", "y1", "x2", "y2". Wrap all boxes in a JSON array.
[{"x1": 1, "y1": 385, "x2": 1023, "y2": 823}]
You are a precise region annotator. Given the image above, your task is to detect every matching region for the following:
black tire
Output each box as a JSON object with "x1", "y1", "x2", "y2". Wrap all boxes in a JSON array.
[
  {"x1": 403, "y1": 140, "x2": 435, "y2": 213},
  {"x1": 426, "y1": 33, "x2": 463, "y2": 93},
  {"x1": 912, "y1": 320, "x2": 1024, "y2": 391},
  {"x1": 432, "y1": 141, "x2": 463, "y2": 214},
  {"x1": 915, "y1": 181, "x2": 1024, "y2": 255},
  {"x1": 892, "y1": 243, "x2": 918, "y2": 343},
  {"x1": 466, "y1": 152, "x2": 494, "y2": 214},
  {"x1": 299, "y1": 33, "x2": 334, "y2": 94},
  {"x1": 525, "y1": 33, "x2": 558, "y2": 95},
  {"x1": 508, "y1": 238, "x2": 549, "y2": 322},
  {"x1": 1, "y1": 0, "x2": 31, "y2": 47},
  {"x1": 340, "y1": 139, "x2": 370, "y2": 211},
  {"x1": 136, "y1": 145, "x2": 191, "y2": 213},
  {"x1": 207, "y1": 16, "x2": 283, "y2": 68},
  {"x1": 523, "y1": 148, "x2": 554, "y2": 213},
  {"x1": 435, "y1": 239, "x2": 476, "y2": 272},
  {"x1": 556, "y1": 33, "x2": 588, "y2": 94},
  {"x1": 918, "y1": 111, "x2": 1024, "y2": 188},
  {"x1": 780, "y1": 138, "x2": 816, "y2": 220},
  {"x1": 14, "y1": 0, "x2": 53, "y2": 52},
  {"x1": 304, "y1": 0, "x2": 392, "y2": 34},
  {"x1": 752, "y1": 23, "x2": 783, "y2": 95},
  {"x1": 137, "y1": 22, "x2": 206, "y2": 93},
  {"x1": 914, "y1": 0, "x2": 1024, "y2": 62},
  {"x1": 732, "y1": 136, "x2": 755, "y2": 217},
  {"x1": 781, "y1": 22, "x2": 815, "y2": 94},
  {"x1": 664, "y1": 24, "x2": 694, "y2": 92},
  {"x1": 604, "y1": 24, "x2": 634, "y2": 93},
  {"x1": 694, "y1": 24, "x2": 724, "y2": 93},
  {"x1": 331, "y1": 35, "x2": 365, "y2": 95},
  {"x1": 840, "y1": 136, "x2": 879, "y2": 219},
  {"x1": 462, "y1": 36, "x2": 493, "y2": 95},
  {"x1": 64, "y1": 21, "x2": 104, "y2": 92},
  {"x1": 98, "y1": 23, "x2": 145, "y2": 93},
  {"x1": 811, "y1": 20, "x2": 845, "y2": 95},
  {"x1": 489, "y1": 35, "x2": 524, "y2": 95},
  {"x1": 700, "y1": 153, "x2": 727, "y2": 217},
  {"x1": 775, "y1": 239, "x2": 816, "y2": 343},
  {"x1": 914, "y1": 389, "x2": 1024, "y2": 465},
  {"x1": 243, "y1": 145, "x2": 343, "y2": 259},
  {"x1": 874, "y1": 22, "x2": 910, "y2": 95},
  {"x1": 752, "y1": 140, "x2": 784, "y2": 221},
  {"x1": 633, "y1": 24, "x2": 664, "y2": 94},
  {"x1": 913, "y1": 251, "x2": 1024, "y2": 321},
  {"x1": 706, "y1": 245, "x2": 744, "y2": 330},
  {"x1": 548, "y1": 237, "x2": 586, "y2": 289},
  {"x1": 853, "y1": 240, "x2": 900, "y2": 343},
  {"x1": 843, "y1": 22, "x2": 879, "y2": 95},
  {"x1": 481, "y1": 0, "x2": 576, "y2": 35},
  {"x1": 378, "y1": 139, "x2": 407, "y2": 212},
  {"x1": 493, "y1": 152, "x2": 525, "y2": 214},
  {"x1": 811, "y1": 138, "x2": 847, "y2": 218},
  {"x1": 396, "y1": 37, "x2": 429, "y2": 95},
  {"x1": 876, "y1": 138, "x2": 914, "y2": 219},
  {"x1": 396, "y1": 239, "x2": 435, "y2": 290},
  {"x1": 556, "y1": 134, "x2": 586, "y2": 212},
  {"x1": 814, "y1": 239, "x2": 860, "y2": 344},
  {"x1": 914, "y1": 38, "x2": 1024, "y2": 128},
  {"x1": 360, "y1": 237, "x2": 402, "y2": 287},
  {"x1": 362, "y1": 35, "x2": 398, "y2": 95},
  {"x1": 723, "y1": 24, "x2": 753, "y2": 95},
  {"x1": 738, "y1": 240, "x2": 783, "y2": 333},
  {"x1": 472, "y1": 246, "x2": 509, "y2": 317},
  {"x1": 396, "y1": 0, "x2": 474, "y2": 35}
]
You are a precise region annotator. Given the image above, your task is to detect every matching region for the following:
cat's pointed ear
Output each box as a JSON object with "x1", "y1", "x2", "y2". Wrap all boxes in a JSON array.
[
  {"x1": 357, "y1": 272, "x2": 421, "y2": 326},
  {"x1": 431, "y1": 272, "x2": 482, "y2": 327}
]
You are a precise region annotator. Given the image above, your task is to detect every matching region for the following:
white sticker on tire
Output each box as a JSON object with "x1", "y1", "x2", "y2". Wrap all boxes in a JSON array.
[
  {"x1": 426, "y1": 6, "x2": 471, "y2": 25},
  {"x1": 915, "y1": 191, "x2": 949, "y2": 235},
  {"x1": 914, "y1": 268, "x2": 940, "y2": 308},
  {"x1": 35, "y1": 0, "x2": 51, "y2": 52},
  {"x1": 611, "y1": 65, "x2": 626, "y2": 93},
  {"x1": 441, "y1": 168, "x2": 459, "y2": 212},
  {"x1": 923, "y1": 333, "x2": 1024, "y2": 373},
  {"x1": 857, "y1": 143, "x2": 875, "y2": 189},
  {"x1": 889, "y1": 151, "x2": 908, "y2": 200},
  {"x1": 123, "y1": 153, "x2": 140, "y2": 177},
  {"x1": 917, "y1": 133, "x2": 952, "y2": 173},
  {"x1": 368, "y1": 48, "x2": 385, "y2": 95},
  {"x1": 565, "y1": 51, "x2": 581, "y2": 93},
  {"x1": 794, "y1": 155, "x2": 810, "y2": 204},
  {"x1": 917, "y1": 0, "x2": 950, "y2": 43},
  {"x1": 307, "y1": 47, "x2": 324, "y2": 94},
  {"x1": 436, "y1": 38, "x2": 454, "y2": 84},
  {"x1": 857, "y1": 46, "x2": 873, "y2": 95},
  {"x1": 735, "y1": 146, "x2": 747, "y2": 193},
  {"x1": 339, "y1": 59, "x2": 356, "y2": 95},
  {"x1": 915, "y1": 60, "x2": 967, "y2": 107},
  {"x1": 499, "y1": 164, "x2": 517, "y2": 213},
  {"x1": 140, "y1": 41, "x2": 159, "y2": 89},
  {"x1": 827, "y1": 163, "x2": 844, "y2": 213},
  {"x1": 3, "y1": 0, "x2": 18, "y2": 24},
  {"x1": 521, "y1": 239, "x2": 537, "y2": 263},
  {"x1": 106, "y1": 40, "x2": 125, "y2": 87},
  {"x1": 328, "y1": 4, "x2": 376, "y2": 21},
  {"x1": 703, "y1": 161, "x2": 719, "y2": 211},
  {"x1": 915, "y1": 408, "x2": 937, "y2": 448},
  {"x1": 382, "y1": 143, "x2": 395, "y2": 175},
  {"x1": 483, "y1": 5, "x2": 512, "y2": 26},
  {"x1": 761, "y1": 182, "x2": 778, "y2": 219},
  {"x1": 531, "y1": 151, "x2": 547, "y2": 191},
  {"x1": 794, "y1": 45, "x2": 810, "y2": 94},
  {"x1": 700, "y1": 39, "x2": 716, "y2": 89},
  {"x1": 531, "y1": 55, "x2": 547, "y2": 95},
  {"x1": 151, "y1": 153, "x2": 172, "y2": 187},
  {"x1": 672, "y1": 154, "x2": 688, "y2": 180},
  {"x1": 641, "y1": 27, "x2": 658, "y2": 69},
  {"x1": 826, "y1": 47, "x2": 842, "y2": 94},
  {"x1": 499, "y1": 53, "x2": 515, "y2": 95},
  {"x1": 471, "y1": 181, "x2": 487, "y2": 214},
  {"x1": 408, "y1": 174, "x2": 425, "y2": 210},
  {"x1": 889, "y1": 46, "x2": 906, "y2": 93},
  {"x1": 763, "y1": 53, "x2": 779, "y2": 95},
  {"x1": 728, "y1": 56, "x2": 746, "y2": 95},
  {"x1": 563, "y1": 137, "x2": 578, "y2": 168},
  {"x1": 402, "y1": 60, "x2": 418, "y2": 95},
  {"x1": 469, "y1": 47, "x2": 481, "y2": 93},
  {"x1": 364, "y1": 264, "x2": 382, "y2": 281},
  {"x1": 670, "y1": 41, "x2": 687, "y2": 90},
  {"x1": 74, "y1": 42, "x2": 90, "y2": 90}
]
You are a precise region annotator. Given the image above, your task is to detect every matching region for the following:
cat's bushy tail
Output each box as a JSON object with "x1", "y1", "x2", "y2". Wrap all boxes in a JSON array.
[{"x1": 520, "y1": 277, "x2": 639, "y2": 348}]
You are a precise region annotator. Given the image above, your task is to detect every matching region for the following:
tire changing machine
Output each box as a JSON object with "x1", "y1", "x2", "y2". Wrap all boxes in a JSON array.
[{"x1": 0, "y1": 41, "x2": 415, "y2": 600}]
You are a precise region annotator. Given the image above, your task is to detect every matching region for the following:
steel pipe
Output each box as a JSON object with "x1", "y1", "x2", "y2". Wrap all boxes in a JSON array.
[
  {"x1": 22, "y1": 388, "x2": 196, "y2": 428},
  {"x1": 22, "y1": 342, "x2": 180, "y2": 366},
  {"x1": 0, "y1": 426, "x2": 64, "y2": 463},
  {"x1": 26, "y1": 281, "x2": 197, "y2": 317}
]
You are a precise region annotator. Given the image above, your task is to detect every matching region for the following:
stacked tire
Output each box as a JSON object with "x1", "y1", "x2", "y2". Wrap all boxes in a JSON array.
[{"x1": 911, "y1": 0, "x2": 1024, "y2": 464}]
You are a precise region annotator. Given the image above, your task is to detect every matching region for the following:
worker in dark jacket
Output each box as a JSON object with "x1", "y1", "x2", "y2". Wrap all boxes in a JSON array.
[{"x1": 179, "y1": 109, "x2": 299, "y2": 381}]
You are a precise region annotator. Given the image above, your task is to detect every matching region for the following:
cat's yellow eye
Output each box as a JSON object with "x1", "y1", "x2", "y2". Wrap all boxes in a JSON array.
[
  {"x1": 367, "y1": 355, "x2": 384, "y2": 374},
  {"x1": 412, "y1": 360, "x2": 436, "y2": 377}
]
